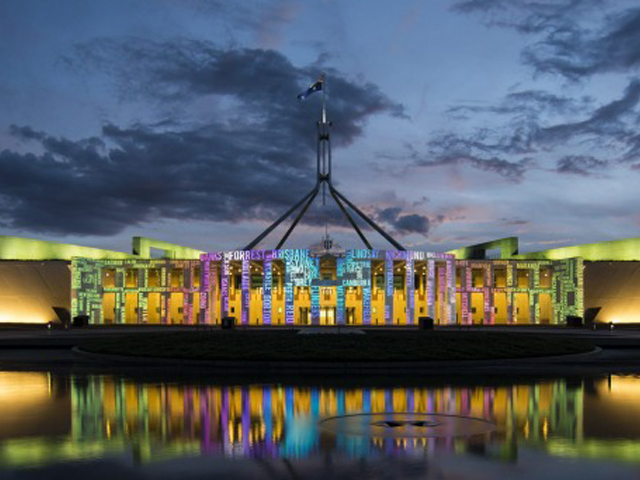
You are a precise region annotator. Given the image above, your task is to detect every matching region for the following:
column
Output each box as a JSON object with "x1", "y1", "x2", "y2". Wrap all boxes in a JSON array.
[
  {"x1": 460, "y1": 262, "x2": 469, "y2": 326},
  {"x1": 115, "y1": 268, "x2": 126, "y2": 324},
  {"x1": 138, "y1": 267, "x2": 147, "y2": 324},
  {"x1": 362, "y1": 274, "x2": 372, "y2": 326},
  {"x1": 405, "y1": 254, "x2": 414, "y2": 325},
  {"x1": 438, "y1": 265, "x2": 446, "y2": 322},
  {"x1": 200, "y1": 256, "x2": 211, "y2": 324},
  {"x1": 484, "y1": 263, "x2": 494, "y2": 325},
  {"x1": 241, "y1": 253, "x2": 250, "y2": 325},
  {"x1": 446, "y1": 258, "x2": 457, "y2": 324},
  {"x1": 427, "y1": 259, "x2": 436, "y2": 319},
  {"x1": 221, "y1": 253, "x2": 230, "y2": 318},
  {"x1": 530, "y1": 264, "x2": 539, "y2": 324},
  {"x1": 506, "y1": 263, "x2": 515, "y2": 324},
  {"x1": 576, "y1": 258, "x2": 584, "y2": 317},
  {"x1": 263, "y1": 252, "x2": 272, "y2": 325},
  {"x1": 311, "y1": 258, "x2": 320, "y2": 326},
  {"x1": 162, "y1": 264, "x2": 171, "y2": 324},
  {"x1": 138, "y1": 292, "x2": 148, "y2": 324},
  {"x1": 284, "y1": 255, "x2": 294, "y2": 325},
  {"x1": 212, "y1": 261, "x2": 219, "y2": 324},
  {"x1": 336, "y1": 257, "x2": 345, "y2": 325},
  {"x1": 385, "y1": 252, "x2": 394, "y2": 325},
  {"x1": 183, "y1": 292, "x2": 193, "y2": 325},
  {"x1": 465, "y1": 265, "x2": 473, "y2": 325},
  {"x1": 183, "y1": 264, "x2": 195, "y2": 325}
]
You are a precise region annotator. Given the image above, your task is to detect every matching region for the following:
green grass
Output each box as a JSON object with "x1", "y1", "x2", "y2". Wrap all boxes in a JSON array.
[{"x1": 81, "y1": 330, "x2": 594, "y2": 362}]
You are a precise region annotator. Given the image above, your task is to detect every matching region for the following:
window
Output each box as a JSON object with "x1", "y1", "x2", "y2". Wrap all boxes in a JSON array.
[
  {"x1": 171, "y1": 269, "x2": 184, "y2": 288},
  {"x1": 493, "y1": 268, "x2": 506, "y2": 288},
  {"x1": 148, "y1": 269, "x2": 161, "y2": 287},
  {"x1": 516, "y1": 269, "x2": 529, "y2": 288},
  {"x1": 102, "y1": 269, "x2": 116, "y2": 288},
  {"x1": 125, "y1": 269, "x2": 138, "y2": 288},
  {"x1": 472, "y1": 268, "x2": 484, "y2": 288}
]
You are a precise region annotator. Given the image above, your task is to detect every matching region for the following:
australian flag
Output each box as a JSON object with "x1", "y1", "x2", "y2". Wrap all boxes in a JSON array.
[{"x1": 297, "y1": 77, "x2": 323, "y2": 101}]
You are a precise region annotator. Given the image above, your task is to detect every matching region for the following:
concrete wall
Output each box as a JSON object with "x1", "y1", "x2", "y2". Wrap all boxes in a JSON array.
[
  {"x1": 0, "y1": 261, "x2": 70, "y2": 324},
  {"x1": 585, "y1": 261, "x2": 640, "y2": 323},
  {"x1": 516, "y1": 238, "x2": 640, "y2": 261},
  {"x1": 0, "y1": 235, "x2": 135, "y2": 261}
]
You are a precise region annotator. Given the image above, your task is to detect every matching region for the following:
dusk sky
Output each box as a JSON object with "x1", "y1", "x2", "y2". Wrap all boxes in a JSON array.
[{"x1": 2, "y1": 0, "x2": 640, "y2": 254}]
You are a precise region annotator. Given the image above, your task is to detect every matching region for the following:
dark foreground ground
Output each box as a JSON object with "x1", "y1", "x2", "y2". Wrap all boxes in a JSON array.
[
  {"x1": 78, "y1": 329, "x2": 595, "y2": 361},
  {"x1": 4, "y1": 325, "x2": 640, "y2": 376}
]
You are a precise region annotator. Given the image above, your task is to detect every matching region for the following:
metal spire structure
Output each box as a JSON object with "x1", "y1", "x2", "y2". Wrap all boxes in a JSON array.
[{"x1": 244, "y1": 75, "x2": 405, "y2": 251}]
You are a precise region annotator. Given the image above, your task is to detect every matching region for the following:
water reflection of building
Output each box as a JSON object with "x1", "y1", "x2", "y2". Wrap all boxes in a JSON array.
[
  {"x1": 0, "y1": 372, "x2": 69, "y2": 441},
  {"x1": 70, "y1": 377, "x2": 584, "y2": 460}
]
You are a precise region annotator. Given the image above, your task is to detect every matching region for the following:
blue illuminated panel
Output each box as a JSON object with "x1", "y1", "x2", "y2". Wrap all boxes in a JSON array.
[
  {"x1": 262, "y1": 252, "x2": 272, "y2": 325},
  {"x1": 336, "y1": 257, "x2": 345, "y2": 325},
  {"x1": 385, "y1": 253, "x2": 394, "y2": 325},
  {"x1": 405, "y1": 254, "x2": 414, "y2": 325},
  {"x1": 362, "y1": 285, "x2": 371, "y2": 325},
  {"x1": 241, "y1": 253, "x2": 250, "y2": 325}
]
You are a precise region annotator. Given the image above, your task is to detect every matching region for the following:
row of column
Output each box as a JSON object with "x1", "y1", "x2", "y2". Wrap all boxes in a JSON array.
[
  {"x1": 457, "y1": 262, "x2": 551, "y2": 325},
  {"x1": 201, "y1": 251, "x2": 457, "y2": 326}
]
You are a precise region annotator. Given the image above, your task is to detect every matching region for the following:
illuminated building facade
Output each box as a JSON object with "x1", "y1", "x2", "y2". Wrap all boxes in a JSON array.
[
  {"x1": 70, "y1": 248, "x2": 582, "y2": 326},
  {"x1": 0, "y1": 234, "x2": 635, "y2": 326}
]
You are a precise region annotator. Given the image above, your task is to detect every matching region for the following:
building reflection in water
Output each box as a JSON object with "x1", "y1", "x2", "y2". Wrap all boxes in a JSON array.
[{"x1": 69, "y1": 377, "x2": 583, "y2": 461}]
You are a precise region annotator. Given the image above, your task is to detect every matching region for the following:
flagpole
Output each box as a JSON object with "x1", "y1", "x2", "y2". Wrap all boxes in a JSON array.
[
  {"x1": 321, "y1": 73, "x2": 327, "y2": 124},
  {"x1": 321, "y1": 73, "x2": 327, "y2": 205}
]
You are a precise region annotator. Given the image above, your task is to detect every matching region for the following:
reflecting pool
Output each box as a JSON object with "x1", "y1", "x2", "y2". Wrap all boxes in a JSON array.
[{"x1": 2, "y1": 371, "x2": 640, "y2": 479}]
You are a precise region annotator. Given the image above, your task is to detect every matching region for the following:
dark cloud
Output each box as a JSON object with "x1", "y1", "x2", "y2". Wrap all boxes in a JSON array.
[
  {"x1": 500, "y1": 217, "x2": 530, "y2": 226},
  {"x1": 0, "y1": 41, "x2": 409, "y2": 237},
  {"x1": 441, "y1": 2, "x2": 640, "y2": 176},
  {"x1": 418, "y1": 153, "x2": 531, "y2": 181},
  {"x1": 63, "y1": 38, "x2": 406, "y2": 147},
  {"x1": 448, "y1": 90, "x2": 592, "y2": 118},
  {"x1": 523, "y1": 7, "x2": 640, "y2": 79},
  {"x1": 556, "y1": 155, "x2": 609, "y2": 175},
  {"x1": 535, "y1": 79, "x2": 640, "y2": 147},
  {"x1": 453, "y1": 0, "x2": 605, "y2": 35},
  {"x1": 375, "y1": 207, "x2": 431, "y2": 236},
  {"x1": 434, "y1": 76, "x2": 640, "y2": 172},
  {"x1": 391, "y1": 132, "x2": 534, "y2": 182},
  {"x1": 454, "y1": 1, "x2": 640, "y2": 80}
]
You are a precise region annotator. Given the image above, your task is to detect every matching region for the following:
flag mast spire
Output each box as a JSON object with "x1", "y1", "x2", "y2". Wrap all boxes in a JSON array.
[{"x1": 243, "y1": 73, "x2": 405, "y2": 251}]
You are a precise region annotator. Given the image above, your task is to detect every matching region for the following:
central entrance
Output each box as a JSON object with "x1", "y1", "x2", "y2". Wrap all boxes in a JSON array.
[{"x1": 320, "y1": 307, "x2": 336, "y2": 325}]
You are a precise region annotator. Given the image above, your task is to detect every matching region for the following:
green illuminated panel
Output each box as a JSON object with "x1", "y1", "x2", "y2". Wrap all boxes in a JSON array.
[{"x1": 0, "y1": 236, "x2": 135, "y2": 261}]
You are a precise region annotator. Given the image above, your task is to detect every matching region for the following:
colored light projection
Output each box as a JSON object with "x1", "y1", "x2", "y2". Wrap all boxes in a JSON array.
[
  {"x1": 65, "y1": 376, "x2": 584, "y2": 463},
  {"x1": 262, "y1": 251, "x2": 273, "y2": 325},
  {"x1": 72, "y1": 258, "x2": 202, "y2": 325},
  {"x1": 336, "y1": 257, "x2": 346, "y2": 325},
  {"x1": 72, "y1": 250, "x2": 579, "y2": 327},
  {"x1": 455, "y1": 258, "x2": 583, "y2": 325},
  {"x1": 385, "y1": 252, "x2": 394, "y2": 325}
]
